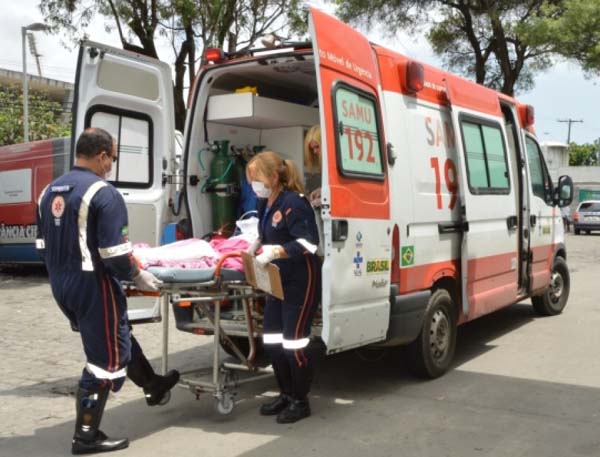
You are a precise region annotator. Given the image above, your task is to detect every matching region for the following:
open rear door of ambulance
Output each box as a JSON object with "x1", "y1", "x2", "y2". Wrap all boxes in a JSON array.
[
  {"x1": 309, "y1": 8, "x2": 391, "y2": 353},
  {"x1": 72, "y1": 41, "x2": 176, "y2": 324},
  {"x1": 446, "y1": 81, "x2": 519, "y2": 320}
]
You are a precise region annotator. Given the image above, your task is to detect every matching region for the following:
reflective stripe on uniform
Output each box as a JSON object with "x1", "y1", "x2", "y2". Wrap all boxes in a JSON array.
[
  {"x1": 282, "y1": 337, "x2": 310, "y2": 349},
  {"x1": 85, "y1": 362, "x2": 127, "y2": 380},
  {"x1": 35, "y1": 239, "x2": 45, "y2": 249},
  {"x1": 263, "y1": 333, "x2": 284, "y2": 344},
  {"x1": 99, "y1": 241, "x2": 132, "y2": 259},
  {"x1": 78, "y1": 181, "x2": 108, "y2": 271},
  {"x1": 296, "y1": 238, "x2": 318, "y2": 254},
  {"x1": 37, "y1": 184, "x2": 49, "y2": 218}
]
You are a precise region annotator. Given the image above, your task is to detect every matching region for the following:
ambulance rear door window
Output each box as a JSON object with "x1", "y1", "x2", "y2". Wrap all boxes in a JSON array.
[
  {"x1": 333, "y1": 84, "x2": 385, "y2": 180},
  {"x1": 86, "y1": 106, "x2": 153, "y2": 189}
]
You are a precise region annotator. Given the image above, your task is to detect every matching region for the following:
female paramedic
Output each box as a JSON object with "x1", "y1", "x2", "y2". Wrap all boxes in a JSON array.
[
  {"x1": 246, "y1": 150, "x2": 321, "y2": 424},
  {"x1": 303, "y1": 124, "x2": 322, "y2": 207}
]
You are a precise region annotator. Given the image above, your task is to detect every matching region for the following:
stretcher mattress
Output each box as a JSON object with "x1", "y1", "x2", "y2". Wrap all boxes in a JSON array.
[{"x1": 147, "y1": 266, "x2": 245, "y2": 283}]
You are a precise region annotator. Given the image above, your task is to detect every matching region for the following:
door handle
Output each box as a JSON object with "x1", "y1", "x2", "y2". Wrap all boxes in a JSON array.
[
  {"x1": 530, "y1": 215, "x2": 537, "y2": 226},
  {"x1": 506, "y1": 215, "x2": 518, "y2": 230},
  {"x1": 332, "y1": 220, "x2": 348, "y2": 242}
]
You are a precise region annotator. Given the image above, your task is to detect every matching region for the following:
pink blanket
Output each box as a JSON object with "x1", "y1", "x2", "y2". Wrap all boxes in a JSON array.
[{"x1": 133, "y1": 237, "x2": 249, "y2": 271}]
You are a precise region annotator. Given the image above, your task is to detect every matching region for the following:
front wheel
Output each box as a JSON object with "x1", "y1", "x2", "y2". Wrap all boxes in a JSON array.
[
  {"x1": 531, "y1": 256, "x2": 570, "y2": 316},
  {"x1": 405, "y1": 288, "x2": 457, "y2": 379}
]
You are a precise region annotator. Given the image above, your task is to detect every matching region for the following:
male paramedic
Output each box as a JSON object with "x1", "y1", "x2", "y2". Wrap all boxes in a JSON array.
[{"x1": 36, "y1": 128, "x2": 179, "y2": 455}]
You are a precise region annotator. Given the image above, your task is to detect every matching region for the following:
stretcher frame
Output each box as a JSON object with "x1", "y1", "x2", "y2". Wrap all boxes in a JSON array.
[{"x1": 128, "y1": 252, "x2": 274, "y2": 414}]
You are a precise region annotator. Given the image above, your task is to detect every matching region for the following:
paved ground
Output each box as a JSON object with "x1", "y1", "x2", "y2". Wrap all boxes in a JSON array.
[{"x1": 1, "y1": 233, "x2": 599, "y2": 457}]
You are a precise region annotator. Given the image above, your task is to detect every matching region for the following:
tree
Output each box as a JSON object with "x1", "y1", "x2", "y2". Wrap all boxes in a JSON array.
[
  {"x1": 0, "y1": 85, "x2": 71, "y2": 145},
  {"x1": 568, "y1": 141, "x2": 599, "y2": 166},
  {"x1": 334, "y1": 0, "x2": 600, "y2": 96},
  {"x1": 524, "y1": 0, "x2": 600, "y2": 75},
  {"x1": 39, "y1": 0, "x2": 304, "y2": 130}
]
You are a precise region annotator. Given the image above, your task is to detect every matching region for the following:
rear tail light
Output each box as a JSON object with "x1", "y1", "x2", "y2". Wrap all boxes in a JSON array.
[{"x1": 574, "y1": 211, "x2": 579, "y2": 222}]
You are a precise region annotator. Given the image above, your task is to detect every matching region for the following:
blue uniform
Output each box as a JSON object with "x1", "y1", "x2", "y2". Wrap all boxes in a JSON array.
[
  {"x1": 258, "y1": 190, "x2": 321, "y2": 399},
  {"x1": 36, "y1": 166, "x2": 140, "y2": 392}
]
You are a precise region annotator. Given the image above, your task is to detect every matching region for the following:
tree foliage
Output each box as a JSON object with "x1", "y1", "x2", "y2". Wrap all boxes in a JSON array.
[
  {"x1": 524, "y1": 0, "x2": 600, "y2": 75},
  {"x1": 0, "y1": 85, "x2": 71, "y2": 146},
  {"x1": 568, "y1": 141, "x2": 600, "y2": 166},
  {"x1": 39, "y1": 0, "x2": 305, "y2": 130},
  {"x1": 334, "y1": 0, "x2": 600, "y2": 96}
]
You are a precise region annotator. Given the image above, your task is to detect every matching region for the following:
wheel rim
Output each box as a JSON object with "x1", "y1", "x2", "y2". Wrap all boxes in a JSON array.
[
  {"x1": 548, "y1": 270, "x2": 564, "y2": 305},
  {"x1": 429, "y1": 309, "x2": 450, "y2": 362}
]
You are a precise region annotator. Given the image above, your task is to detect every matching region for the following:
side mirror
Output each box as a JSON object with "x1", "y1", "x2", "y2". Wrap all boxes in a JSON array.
[{"x1": 554, "y1": 175, "x2": 573, "y2": 207}]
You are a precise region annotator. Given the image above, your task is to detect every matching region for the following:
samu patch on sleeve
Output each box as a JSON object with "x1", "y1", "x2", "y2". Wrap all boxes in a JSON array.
[{"x1": 121, "y1": 226, "x2": 129, "y2": 237}]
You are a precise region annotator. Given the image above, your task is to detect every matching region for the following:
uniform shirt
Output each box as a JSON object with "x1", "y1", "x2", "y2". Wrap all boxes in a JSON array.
[
  {"x1": 36, "y1": 166, "x2": 138, "y2": 280},
  {"x1": 257, "y1": 190, "x2": 319, "y2": 275}
]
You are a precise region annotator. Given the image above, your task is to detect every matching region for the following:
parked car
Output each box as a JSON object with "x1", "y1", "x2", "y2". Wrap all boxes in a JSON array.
[{"x1": 573, "y1": 200, "x2": 600, "y2": 235}]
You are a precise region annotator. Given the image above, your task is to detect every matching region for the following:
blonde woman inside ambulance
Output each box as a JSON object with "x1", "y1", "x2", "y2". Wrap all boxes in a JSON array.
[
  {"x1": 245, "y1": 150, "x2": 321, "y2": 423},
  {"x1": 303, "y1": 124, "x2": 322, "y2": 207}
]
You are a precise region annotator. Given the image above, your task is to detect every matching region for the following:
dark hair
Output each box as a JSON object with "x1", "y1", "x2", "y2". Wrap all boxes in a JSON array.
[{"x1": 76, "y1": 128, "x2": 114, "y2": 159}]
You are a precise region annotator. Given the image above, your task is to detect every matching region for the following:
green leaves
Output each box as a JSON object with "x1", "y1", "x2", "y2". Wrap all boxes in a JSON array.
[
  {"x1": 569, "y1": 141, "x2": 600, "y2": 166},
  {"x1": 333, "y1": 0, "x2": 600, "y2": 95},
  {"x1": 0, "y1": 85, "x2": 71, "y2": 145}
]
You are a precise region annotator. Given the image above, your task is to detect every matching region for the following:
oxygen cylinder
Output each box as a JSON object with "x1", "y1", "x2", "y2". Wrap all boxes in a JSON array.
[{"x1": 209, "y1": 140, "x2": 239, "y2": 234}]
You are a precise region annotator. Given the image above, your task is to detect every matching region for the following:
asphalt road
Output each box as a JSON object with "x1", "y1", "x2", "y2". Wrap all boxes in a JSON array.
[{"x1": 1, "y1": 233, "x2": 599, "y2": 457}]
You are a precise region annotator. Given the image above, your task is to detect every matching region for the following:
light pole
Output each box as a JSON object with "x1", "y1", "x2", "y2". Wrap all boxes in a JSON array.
[{"x1": 22, "y1": 22, "x2": 49, "y2": 143}]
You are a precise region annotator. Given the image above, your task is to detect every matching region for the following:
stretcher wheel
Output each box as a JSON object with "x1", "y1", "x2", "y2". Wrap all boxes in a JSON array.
[
  {"x1": 158, "y1": 390, "x2": 171, "y2": 406},
  {"x1": 215, "y1": 392, "x2": 235, "y2": 415}
]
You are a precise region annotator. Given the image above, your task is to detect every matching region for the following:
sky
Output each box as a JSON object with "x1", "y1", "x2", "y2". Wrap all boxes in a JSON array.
[{"x1": 2, "y1": 0, "x2": 599, "y2": 145}]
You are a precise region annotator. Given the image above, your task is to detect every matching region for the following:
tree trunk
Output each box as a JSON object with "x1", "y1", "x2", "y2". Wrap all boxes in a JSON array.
[{"x1": 174, "y1": 41, "x2": 190, "y2": 132}]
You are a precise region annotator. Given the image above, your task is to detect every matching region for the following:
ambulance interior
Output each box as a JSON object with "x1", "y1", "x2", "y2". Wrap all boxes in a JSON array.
[
  {"x1": 182, "y1": 51, "x2": 325, "y2": 338},
  {"x1": 185, "y1": 51, "x2": 321, "y2": 242}
]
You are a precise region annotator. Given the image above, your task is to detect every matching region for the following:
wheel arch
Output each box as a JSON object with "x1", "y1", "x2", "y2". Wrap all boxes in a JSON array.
[{"x1": 553, "y1": 242, "x2": 567, "y2": 262}]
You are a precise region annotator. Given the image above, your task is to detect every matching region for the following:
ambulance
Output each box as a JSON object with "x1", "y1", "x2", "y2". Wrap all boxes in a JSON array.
[
  {"x1": 70, "y1": 7, "x2": 573, "y2": 377},
  {"x1": 0, "y1": 138, "x2": 69, "y2": 263}
]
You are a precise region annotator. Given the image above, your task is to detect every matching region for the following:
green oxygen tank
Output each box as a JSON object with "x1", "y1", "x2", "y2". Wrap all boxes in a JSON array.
[{"x1": 209, "y1": 140, "x2": 239, "y2": 235}]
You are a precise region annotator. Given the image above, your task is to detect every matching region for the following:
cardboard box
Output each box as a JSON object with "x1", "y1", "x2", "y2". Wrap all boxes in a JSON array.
[{"x1": 242, "y1": 251, "x2": 284, "y2": 300}]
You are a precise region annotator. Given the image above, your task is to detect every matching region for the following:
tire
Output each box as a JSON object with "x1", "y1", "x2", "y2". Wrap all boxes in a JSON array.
[
  {"x1": 586, "y1": 230, "x2": 591, "y2": 235},
  {"x1": 220, "y1": 336, "x2": 264, "y2": 361},
  {"x1": 405, "y1": 288, "x2": 457, "y2": 379},
  {"x1": 531, "y1": 256, "x2": 570, "y2": 316},
  {"x1": 574, "y1": 229, "x2": 580, "y2": 235}
]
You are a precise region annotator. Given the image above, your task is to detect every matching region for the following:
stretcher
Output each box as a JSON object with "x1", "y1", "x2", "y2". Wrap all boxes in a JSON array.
[{"x1": 126, "y1": 252, "x2": 273, "y2": 415}]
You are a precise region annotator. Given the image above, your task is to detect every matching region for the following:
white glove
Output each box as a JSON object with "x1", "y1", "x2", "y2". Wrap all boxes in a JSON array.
[
  {"x1": 246, "y1": 237, "x2": 262, "y2": 255},
  {"x1": 133, "y1": 270, "x2": 163, "y2": 292},
  {"x1": 256, "y1": 244, "x2": 282, "y2": 266}
]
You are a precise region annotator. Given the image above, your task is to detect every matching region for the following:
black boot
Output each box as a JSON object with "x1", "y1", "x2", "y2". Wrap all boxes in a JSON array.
[
  {"x1": 71, "y1": 386, "x2": 129, "y2": 455},
  {"x1": 260, "y1": 394, "x2": 292, "y2": 416},
  {"x1": 127, "y1": 353, "x2": 180, "y2": 406},
  {"x1": 276, "y1": 398, "x2": 311, "y2": 424},
  {"x1": 260, "y1": 350, "x2": 293, "y2": 415}
]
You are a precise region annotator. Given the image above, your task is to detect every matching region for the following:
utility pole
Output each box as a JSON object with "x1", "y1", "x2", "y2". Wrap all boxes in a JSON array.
[{"x1": 557, "y1": 119, "x2": 583, "y2": 144}]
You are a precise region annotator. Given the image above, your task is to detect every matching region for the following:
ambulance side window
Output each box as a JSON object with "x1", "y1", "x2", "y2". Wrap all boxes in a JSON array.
[
  {"x1": 525, "y1": 136, "x2": 553, "y2": 205},
  {"x1": 333, "y1": 84, "x2": 385, "y2": 180},
  {"x1": 460, "y1": 118, "x2": 510, "y2": 194},
  {"x1": 86, "y1": 107, "x2": 153, "y2": 189}
]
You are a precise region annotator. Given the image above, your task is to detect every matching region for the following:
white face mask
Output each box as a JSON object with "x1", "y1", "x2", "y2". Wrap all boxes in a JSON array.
[{"x1": 251, "y1": 180, "x2": 272, "y2": 198}]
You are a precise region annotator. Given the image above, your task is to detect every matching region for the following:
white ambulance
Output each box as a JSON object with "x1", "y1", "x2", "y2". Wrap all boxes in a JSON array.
[{"x1": 70, "y1": 7, "x2": 573, "y2": 377}]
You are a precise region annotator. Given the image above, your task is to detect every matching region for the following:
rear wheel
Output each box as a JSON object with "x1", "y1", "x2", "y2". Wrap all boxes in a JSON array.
[
  {"x1": 532, "y1": 256, "x2": 570, "y2": 316},
  {"x1": 405, "y1": 288, "x2": 457, "y2": 378},
  {"x1": 574, "y1": 228, "x2": 580, "y2": 235}
]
